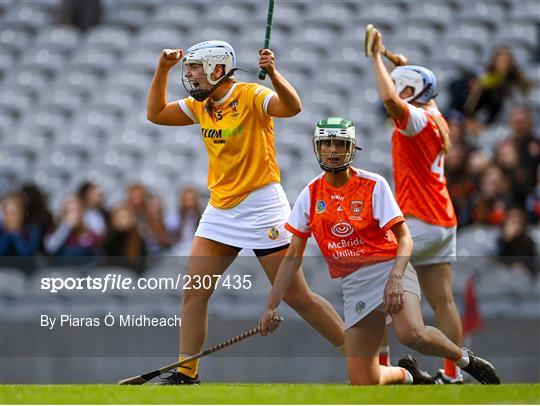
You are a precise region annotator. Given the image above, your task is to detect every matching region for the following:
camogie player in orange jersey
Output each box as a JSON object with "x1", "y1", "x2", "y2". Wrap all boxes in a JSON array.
[
  {"x1": 259, "y1": 117, "x2": 500, "y2": 385},
  {"x1": 368, "y1": 31, "x2": 463, "y2": 383},
  {"x1": 147, "y1": 41, "x2": 345, "y2": 384}
]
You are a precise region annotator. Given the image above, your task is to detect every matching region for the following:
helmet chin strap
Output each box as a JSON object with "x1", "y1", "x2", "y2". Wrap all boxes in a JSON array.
[
  {"x1": 188, "y1": 68, "x2": 239, "y2": 102},
  {"x1": 319, "y1": 163, "x2": 349, "y2": 173}
]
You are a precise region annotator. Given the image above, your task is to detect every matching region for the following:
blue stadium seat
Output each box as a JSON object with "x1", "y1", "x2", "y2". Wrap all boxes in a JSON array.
[
  {"x1": 132, "y1": 27, "x2": 185, "y2": 51},
  {"x1": 509, "y1": 0, "x2": 540, "y2": 23},
  {"x1": 495, "y1": 21, "x2": 539, "y2": 51},
  {"x1": 457, "y1": 1, "x2": 508, "y2": 28},
  {"x1": 35, "y1": 26, "x2": 81, "y2": 53},
  {"x1": 445, "y1": 19, "x2": 494, "y2": 50},
  {"x1": 84, "y1": 25, "x2": 133, "y2": 52},
  {"x1": 2, "y1": 4, "x2": 51, "y2": 32},
  {"x1": 151, "y1": 3, "x2": 201, "y2": 27},
  {"x1": 0, "y1": 25, "x2": 34, "y2": 59},
  {"x1": 68, "y1": 47, "x2": 118, "y2": 72},
  {"x1": 457, "y1": 226, "x2": 499, "y2": 257},
  {"x1": 103, "y1": 8, "x2": 148, "y2": 31},
  {"x1": 402, "y1": 1, "x2": 457, "y2": 29}
]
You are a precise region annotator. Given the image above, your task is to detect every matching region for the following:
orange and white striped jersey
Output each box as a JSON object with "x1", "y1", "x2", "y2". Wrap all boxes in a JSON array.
[
  {"x1": 285, "y1": 168, "x2": 405, "y2": 278},
  {"x1": 391, "y1": 102, "x2": 457, "y2": 227},
  {"x1": 179, "y1": 82, "x2": 279, "y2": 209}
]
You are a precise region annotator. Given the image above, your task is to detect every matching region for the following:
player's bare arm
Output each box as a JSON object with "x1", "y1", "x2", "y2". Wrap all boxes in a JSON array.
[
  {"x1": 259, "y1": 235, "x2": 307, "y2": 335},
  {"x1": 370, "y1": 31, "x2": 407, "y2": 123},
  {"x1": 383, "y1": 221, "x2": 413, "y2": 314},
  {"x1": 259, "y1": 49, "x2": 302, "y2": 118},
  {"x1": 147, "y1": 49, "x2": 194, "y2": 126}
]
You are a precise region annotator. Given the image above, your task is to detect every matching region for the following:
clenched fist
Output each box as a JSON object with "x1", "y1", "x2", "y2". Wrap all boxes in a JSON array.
[
  {"x1": 258, "y1": 49, "x2": 276, "y2": 77},
  {"x1": 158, "y1": 49, "x2": 184, "y2": 70}
]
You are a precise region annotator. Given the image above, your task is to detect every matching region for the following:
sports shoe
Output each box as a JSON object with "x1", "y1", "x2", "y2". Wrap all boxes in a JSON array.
[
  {"x1": 158, "y1": 371, "x2": 200, "y2": 385},
  {"x1": 398, "y1": 355, "x2": 435, "y2": 384},
  {"x1": 434, "y1": 369, "x2": 464, "y2": 384},
  {"x1": 460, "y1": 349, "x2": 501, "y2": 384}
]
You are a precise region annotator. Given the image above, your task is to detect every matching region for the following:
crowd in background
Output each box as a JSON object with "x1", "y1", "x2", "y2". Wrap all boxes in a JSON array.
[
  {"x1": 0, "y1": 44, "x2": 538, "y2": 277},
  {"x1": 0, "y1": 182, "x2": 202, "y2": 273},
  {"x1": 442, "y1": 47, "x2": 539, "y2": 277}
]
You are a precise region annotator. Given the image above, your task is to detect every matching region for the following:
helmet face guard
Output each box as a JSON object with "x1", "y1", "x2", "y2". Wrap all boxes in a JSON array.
[
  {"x1": 390, "y1": 65, "x2": 438, "y2": 104},
  {"x1": 181, "y1": 40, "x2": 237, "y2": 102},
  {"x1": 313, "y1": 117, "x2": 359, "y2": 173}
]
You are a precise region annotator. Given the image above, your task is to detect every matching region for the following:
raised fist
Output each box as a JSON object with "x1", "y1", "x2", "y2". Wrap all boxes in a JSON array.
[{"x1": 158, "y1": 49, "x2": 184, "y2": 70}]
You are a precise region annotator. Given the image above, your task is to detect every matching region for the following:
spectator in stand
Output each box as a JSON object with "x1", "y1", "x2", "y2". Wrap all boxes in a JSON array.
[
  {"x1": 494, "y1": 140, "x2": 532, "y2": 207},
  {"x1": 466, "y1": 149, "x2": 491, "y2": 190},
  {"x1": 0, "y1": 194, "x2": 41, "y2": 267},
  {"x1": 125, "y1": 184, "x2": 171, "y2": 255},
  {"x1": 44, "y1": 195, "x2": 100, "y2": 263},
  {"x1": 448, "y1": 47, "x2": 531, "y2": 132},
  {"x1": 59, "y1": 0, "x2": 102, "y2": 31},
  {"x1": 77, "y1": 181, "x2": 109, "y2": 239},
  {"x1": 166, "y1": 186, "x2": 202, "y2": 256},
  {"x1": 447, "y1": 112, "x2": 469, "y2": 147},
  {"x1": 525, "y1": 169, "x2": 539, "y2": 223},
  {"x1": 507, "y1": 106, "x2": 540, "y2": 184},
  {"x1": 445, "y1": 144, "x2": 475, "y2": 226},
  {"x1": 471, "y1": 165, "x2": 513, "y2": 225},
  {"x1": 20, "y1": 184, "x2": 53, "y2": 254},
  {"x1": 496, "y1": 207, "x2": 537, "y2": 278},
  {"x1": 102, "y1": 203, "x2": 146, "y2": 273}
]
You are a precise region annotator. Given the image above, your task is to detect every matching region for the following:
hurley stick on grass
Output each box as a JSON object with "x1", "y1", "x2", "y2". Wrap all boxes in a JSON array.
[{"x1": 118, "y1": 316, "x2": 283, "y2": 385}]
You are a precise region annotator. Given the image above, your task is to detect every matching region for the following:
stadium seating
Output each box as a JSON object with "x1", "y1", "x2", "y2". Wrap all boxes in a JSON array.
[{"x1": 1, "y1": 0, "x2": 538, "y2": 321}]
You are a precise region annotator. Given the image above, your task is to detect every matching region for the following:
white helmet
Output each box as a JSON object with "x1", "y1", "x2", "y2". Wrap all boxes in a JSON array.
[
  {"x1": 390, "y1": 65, "x2": 438, "y2": 104},
  {"x1": 313, "y1": 117, "x2": 360, "y2": 173},
  {"x1": 182, "y1": 40, "x2": 237, "y2": 101}
]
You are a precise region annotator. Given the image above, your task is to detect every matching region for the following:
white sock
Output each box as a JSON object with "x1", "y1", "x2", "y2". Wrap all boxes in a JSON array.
[
  {"x1": 403, "y1": 370, "x2": 414, "y2": 384},
  {"x1": 454, "y1": 349, "x2": 470, "y2": 368}
]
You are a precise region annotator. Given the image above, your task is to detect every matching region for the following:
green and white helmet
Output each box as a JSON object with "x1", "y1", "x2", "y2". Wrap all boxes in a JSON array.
[{"x1": 313, "y1": 117, "x2": 359, "y2": 173}]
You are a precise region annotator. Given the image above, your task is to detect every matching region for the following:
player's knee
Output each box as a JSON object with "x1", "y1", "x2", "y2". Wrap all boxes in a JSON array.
[
  {"x1": 427, "y1": 291, "x2": 456, "y2": 313},
  {"x1": 182, "y1": 286, "x2": 213, "y2": 306},
  {"x1": 396, "y1": 327, "x2": 422, "y2": 349}
]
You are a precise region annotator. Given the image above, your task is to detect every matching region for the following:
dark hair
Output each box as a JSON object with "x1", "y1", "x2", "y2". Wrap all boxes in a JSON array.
[
  {"x1": 77, "y1": 181, "x2": 96, "y2": 201},
  {"x1": 486, "y1": 47, "x2": 532, "y2": 93}
]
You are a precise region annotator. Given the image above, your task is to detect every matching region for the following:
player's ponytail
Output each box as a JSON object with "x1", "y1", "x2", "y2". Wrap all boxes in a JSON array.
[{"x1": 432, "y1": 114, "x2": 452, "y2": 155}]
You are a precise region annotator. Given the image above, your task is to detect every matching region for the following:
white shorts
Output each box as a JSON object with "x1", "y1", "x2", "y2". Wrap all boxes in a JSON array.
[
  {"x1": 407, "y1": 216, "x2": 457, "y2": 266},
  {"x1": 195, "y1": 183, "x2": 292, "y2": 250},
  {"x1": 341, "y1": 261, "x2": 421, "y2": 330}
]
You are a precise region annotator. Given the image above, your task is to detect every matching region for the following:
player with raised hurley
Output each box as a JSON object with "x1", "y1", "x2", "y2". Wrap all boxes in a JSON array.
[
  {"x1": 259, "y1": 117, "x2": 501, "y2": 385},
  {"x1": 366, "y1": 27, "x2": 465, "y2": 384},
  {"x1": 146, "y1": 41, "x2": 345, "y2": 384}
]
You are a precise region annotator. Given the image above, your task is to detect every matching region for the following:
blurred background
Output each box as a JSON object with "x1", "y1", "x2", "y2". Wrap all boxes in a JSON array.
[{"x1": 0, "y1": 0, "x2": 539, "y2": 384}]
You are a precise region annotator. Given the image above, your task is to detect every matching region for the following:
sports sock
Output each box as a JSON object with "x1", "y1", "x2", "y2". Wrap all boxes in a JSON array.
[
  {"x1": 379, "y1": 345, "x2": 390, "y2": 366},
  {"x1": 177, "y1": 354, "x2": 199, "y2": 378},
  {"x1": 400, "y1": 368, "x2": 413, "y2": 384},
  {"x1": 454, "y1": 349, "x2": 470, "y2": 368},
  {"x1": 444, "y1": 358, "x2": 460, "y2": 378}
]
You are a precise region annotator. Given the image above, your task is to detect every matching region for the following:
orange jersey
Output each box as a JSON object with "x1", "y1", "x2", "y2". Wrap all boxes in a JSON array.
[
  {"x1": 179, "y1": 82, "x2": 280, "y2": 209},
  {"x1": 285, "y1": 168, "x2": 405, "y2": 278},
  {"x1": 391, "y1": 102, "x2": 457, "y2": 227}
]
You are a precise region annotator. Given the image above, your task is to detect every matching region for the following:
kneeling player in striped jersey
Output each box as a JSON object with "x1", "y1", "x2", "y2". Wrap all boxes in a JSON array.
[{"x1": 259, "y1": 118, "x2": 500, "y2": 385}]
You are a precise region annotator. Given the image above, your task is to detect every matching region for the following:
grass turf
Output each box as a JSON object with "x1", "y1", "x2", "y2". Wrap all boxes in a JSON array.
[{"x1": 1, "y1": 384, "x2": 539, "y2": 404}]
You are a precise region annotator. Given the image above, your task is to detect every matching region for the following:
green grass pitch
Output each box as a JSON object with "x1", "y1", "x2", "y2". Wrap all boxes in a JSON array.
[{"x1": 1, "y1": 384, "x2": 539, "y2": 404}]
